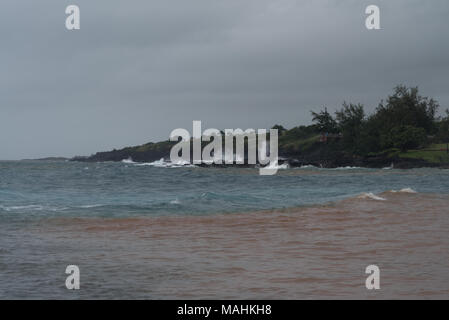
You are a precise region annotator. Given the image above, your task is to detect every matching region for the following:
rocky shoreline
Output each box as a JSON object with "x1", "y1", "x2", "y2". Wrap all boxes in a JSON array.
[{"x1": 72, "y1": 150, "x2": 449, "y2": 170}]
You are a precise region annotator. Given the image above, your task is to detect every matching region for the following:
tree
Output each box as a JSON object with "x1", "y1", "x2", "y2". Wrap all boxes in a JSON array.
[
  {"x1": 381, "y1": 125, "x2": 427, "y2": 151},
  {"x1": 311, "y1": 107, "x2": 337, "y2": 133},
  {"x1": 374, "y1": 85, "x2": 438, "y2": 135},
  {"x1": 336, "y1": 102, "x2": 365, "y2": 152},
  {"x1": 437, "y1": 109, "x2": 449, "y2": 142},
  {"x1": 271, "y1": 124, "x2": 287, "y2": 134},
  {"x1": 355, "y1": 85, "x2": 440, "y2": 154}
]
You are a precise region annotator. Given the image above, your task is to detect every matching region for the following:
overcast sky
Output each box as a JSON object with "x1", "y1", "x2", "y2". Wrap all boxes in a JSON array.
[{"x1": 1, "y1": 0, "x2": 448, "y2": 159}]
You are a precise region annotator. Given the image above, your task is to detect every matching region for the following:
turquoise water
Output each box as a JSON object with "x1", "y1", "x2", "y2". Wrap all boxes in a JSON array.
[
  {"x1": 2, "y1": 160, "x2": 449, "y2": 299},
  {"x1": 1, "y1": 160, "x2": 448, "y2": 220}
]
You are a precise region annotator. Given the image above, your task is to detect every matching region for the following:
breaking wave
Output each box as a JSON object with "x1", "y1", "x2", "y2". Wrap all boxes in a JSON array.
[
  {"x1": 357, "y1": 192, "x2": 387, "y2": 201},
  {"x1": 298, "y1": 165, "x2": 318, "y2": 169},
  {"x1": 131, "y1": 158, "x2": 195, "y2": 168},
  {"x1": 260, "y1": 161, "x2": 289, "y2": 170},
  {"x1": 0, "y1": 204, "x2": 45, "y2": 211},
  {"x1": 121, "y1": 158, "x2": 136, "y2": 164},
  {"x1": 388, "y1": 188, "x2": 417, "y2": 194},
  {"x1": 352, "y1": 188, "x2": 418, "y2": 202}
]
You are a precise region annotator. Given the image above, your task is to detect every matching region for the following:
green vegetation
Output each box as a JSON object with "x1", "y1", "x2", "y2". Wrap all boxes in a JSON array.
[
  {"x1": 279, "y1": 134, "x2": 321, "y2": 154},
  {"x1": 78, "y1": 85, "x2": 449, "y2": 167},
  {"x1": 381, "y1": 125, "x2": 427, "y2": 152},
  {"x1": 399, "y1": 144, "x2": 449, "y2": 164},
  {"x1": 282, "y1": 85, "x2": 449, "y2": 165},
  {"x1": 311, "y1": 107, "x2": 338, "y2": 133}
]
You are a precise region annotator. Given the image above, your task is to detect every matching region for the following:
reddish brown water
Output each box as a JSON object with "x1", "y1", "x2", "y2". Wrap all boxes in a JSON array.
[{"x1": 19, "y1": 191, "x2": 449, "y2": 299}]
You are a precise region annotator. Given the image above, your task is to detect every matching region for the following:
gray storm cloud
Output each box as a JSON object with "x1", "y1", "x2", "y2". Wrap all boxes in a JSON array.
[{"x1": 0, "y1": 0, "x2": 448, "y2": 159}]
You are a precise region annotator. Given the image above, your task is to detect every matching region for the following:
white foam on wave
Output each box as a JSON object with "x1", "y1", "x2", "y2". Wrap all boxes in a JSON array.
[
  {"x1": 0, "y1": 204, "x2": 72, "y2": 212},
  {"x1": 382, "y1": 162, "x2": 395, "y2": 170},
  {"x1": 297, "y1": 165, "x2": 362, "y2": 170},
  {"x1": 389, "y1": 188, "x2": 417, "y2": 194},
  {"x1": 135, "y1": 158, "x2": 195, "y2": 168},
  {"x1": 0, "y1": 204, "x2": 44, "y2": 211},
  {"x1": 121, "y1": 158, "x2": 136, "y2": 164},
  {"x1": 298, "y1": 165, "x2": 317, "y2": 169},
  {"x1": 357, "y1": 192, "x2": 387, "y2": 201},
  {"x1": 79, "y1": 204, "x2": 104, "y2": 208},
  {"x1": 261, "y1": 161, "x2": 289, "y2": 170}
]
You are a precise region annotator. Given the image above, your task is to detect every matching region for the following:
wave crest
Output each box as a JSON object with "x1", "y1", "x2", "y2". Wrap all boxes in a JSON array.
[
  {"x1": 132, "y1": 158, "x2": 195, "y2": 168},
  {"x1": 357, "y1": 193, "x2": 387, "y2": 201},
  {"x1": 388, "y1": 188, "x2": 417, "y2": 194},
  {"x1": 121, "y1": 158, "x2": 135, "y2": 164}
]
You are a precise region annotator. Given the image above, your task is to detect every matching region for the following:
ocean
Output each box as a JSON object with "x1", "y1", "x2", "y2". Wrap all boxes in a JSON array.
[{"x1": 1, "y1": 160, "x2": 449, "y2": 299}]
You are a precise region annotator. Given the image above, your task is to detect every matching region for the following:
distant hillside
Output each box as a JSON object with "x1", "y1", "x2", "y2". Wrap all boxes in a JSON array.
[
  {"x1": 23, "y1": 157, "x2": 69, "y2": 161},
  {"x1": 72, "y1": 131, "x2": 449, "y2": 169},
  {"x1": 73, "y1": 85, "x2": 449, "y2": 169},
  {"x1": 73, "y1": 141, "x2": 176, "y2": 163}
]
